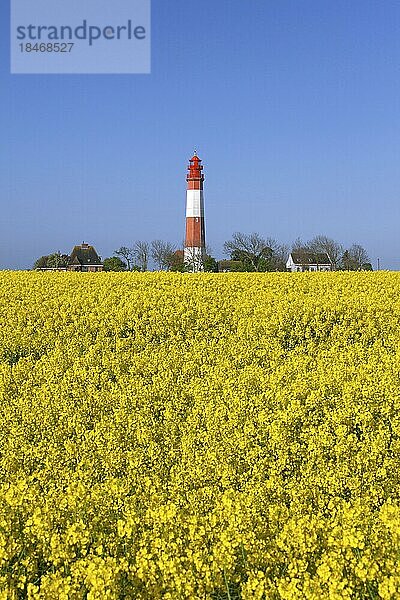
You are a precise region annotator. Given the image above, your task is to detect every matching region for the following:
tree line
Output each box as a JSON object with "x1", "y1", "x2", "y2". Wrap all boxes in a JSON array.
[
  {"x1": 34, "y1": 234, "x2": 372, "y2": 272},
  {"x1": 107, "y1": 234, "x2": 371, "y2": 272},
  {"x1": 218, "y1": 233, "x2": 371, "y2": 272},
  {"x1": 290, "y1": 235, "x2": 372, "y2": 271}
]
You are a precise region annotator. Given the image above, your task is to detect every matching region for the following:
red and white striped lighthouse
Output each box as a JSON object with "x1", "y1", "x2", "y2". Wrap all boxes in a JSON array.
[{"x1": 184, "y1": 151, "x2": 206, "y2": 271}]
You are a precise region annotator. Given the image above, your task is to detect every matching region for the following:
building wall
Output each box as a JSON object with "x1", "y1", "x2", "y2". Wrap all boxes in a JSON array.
[
  {"x1": 286, "y1": 254, "x2": 332, "y2": 272},
  {"x1": 67, "y1": 265, "x2": 103, "y2": 272}
]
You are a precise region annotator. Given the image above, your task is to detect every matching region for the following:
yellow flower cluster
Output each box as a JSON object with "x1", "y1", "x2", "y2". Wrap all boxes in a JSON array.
[{"x1": 0, "y1": 271, "x2": 399, "y2": 599}]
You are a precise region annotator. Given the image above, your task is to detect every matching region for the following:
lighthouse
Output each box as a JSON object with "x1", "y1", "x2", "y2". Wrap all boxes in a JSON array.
[{"x1": 184, "y1": 151, "x2": 206, "y2": 271}]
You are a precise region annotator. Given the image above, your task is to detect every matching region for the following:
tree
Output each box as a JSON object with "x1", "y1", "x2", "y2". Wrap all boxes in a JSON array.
[
  {"x1": 349, "y1": 244, "x2": 370, "y2": 270},
  {"x1": 291, "y1": 238, "x2": 308, "y2": 252},
  {"x1": 341, "y1": 244, "x2": 370, "y2": 270},
  {"x1": 362, "y1": 262, "x2": 373, "y2": 271},
  {"x1": 151, "y1": 240, "x2": 176, "y2": 271},
  {"x1": 115, "y1": 247, "x2": 135, "y2": 271},
  {"x1": 34, "y1": 252, "x2": 68, "y2": 269},
  {"x1": 204, "y1": 254, "x2": 218, "y2": 272},
  {"x1": 182, "y1": 244, "x2": 218, "y2": 273},
  {"x1": 133, "y1": 241, "x2": 150, "y2": 271},
  {"x1": 265, "y1": 239, "x2": 288, "y2": 271},
  {"x1": 307, "y1": 235, "x2": 343, "y2": 270},
  {"x1": 34, "y1": 255, "x2": 49, "y2": 269},
  {"x1": 46, "y1": 252, "x2": 69, "y2": 269},
  {"x1": 341, "y1": 250, "x2": 355, "y2": 271},
  {"x1": 224, "y1": 232, "x2": 272, "y2": 272},
  {"x1": 103, "y1": 257, "x2": 127, "y2": 272},
  {"x1": 218, "y1": 260, "x2": 247, "y2": 272},
  {"x1": 169, "y1": 250, "x2": 185, "y2": 272},
  {"x1": 224, "y1": 232, "x2": 287, "y2": 272}
]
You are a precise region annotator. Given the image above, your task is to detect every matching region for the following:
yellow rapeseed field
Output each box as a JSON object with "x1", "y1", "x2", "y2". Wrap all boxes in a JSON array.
[{"x1": 1, "y1": 271, "x2": 399, "y2": 599}]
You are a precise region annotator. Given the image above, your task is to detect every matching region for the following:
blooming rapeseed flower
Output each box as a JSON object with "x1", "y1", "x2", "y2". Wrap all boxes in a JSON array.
[{"x1": 0, "y1": 271, "x2": 399, "y2": 598}]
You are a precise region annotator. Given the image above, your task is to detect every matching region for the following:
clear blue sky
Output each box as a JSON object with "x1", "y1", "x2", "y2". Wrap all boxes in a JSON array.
[{"x1": 1, "y1": 0, "x2": 400, "y2": 269}]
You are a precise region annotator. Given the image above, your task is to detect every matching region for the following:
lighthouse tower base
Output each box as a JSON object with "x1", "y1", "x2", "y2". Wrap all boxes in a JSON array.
[{"x1": 184, "y1": 246, "x2": 206, "y2": 272}]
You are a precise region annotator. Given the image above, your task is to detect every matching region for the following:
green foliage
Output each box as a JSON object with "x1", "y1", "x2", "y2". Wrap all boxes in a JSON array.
[
  {"x1": 34, "y1": 252, "x2": 68, "y2": 270},
  {"x1": 103, "y1": 257, "x2": 127, "y2": 272},
  {"x1": 340, "y1": 245, "x2": 370, "y2": 271},
  {"x1": 34, "y1": 256, "x2": 48, "y2": 269},
  {"x1": 168, "y1": 250, "x2": 185, "y2": 272},
  {"x1": 224, "y1": 232, "x2": 287, "y2": 272},
  {"x1": 204, "y1": 254, "x2": 218, "y2": 272},
  {"x1": 341, "y1": 250, "x2": 358, "y2": 271},
  {"x1": 362, "y1": 263, "x2": 373, "y2": 271},
  {"x1": 218, "y1": 260, "x2": 252, "y2": 272},
  {"x1": 229, "y1": 246, "x2": 273, "y2": 272}
]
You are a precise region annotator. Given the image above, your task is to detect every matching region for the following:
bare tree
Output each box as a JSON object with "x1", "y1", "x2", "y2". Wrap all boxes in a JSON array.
[
  {"x1": 224, "y1": 232, "x2": 287, "y2": 271},
  {"x1": 133, "y1": 241, "x2": 150, "y2": 271},
  {"x1": 307, "y1": 235, "x2": 343, "y2": 270},
  {"x1": 289, "y1": 238, "x2": 312, "y2": 270},
  {"x1": 291, "y1": 237, "x2": 309, "y2": 252},
  {"x1": 348, "y1": 244, "x2": 370, "y2": 270},
  {"x1": 266, "y1": 239, "x2": 289, "y2": 271},
  {"x1": 151, "y1": 240, "x2": 176, "y2": 271},
  {"x1": 223, "y1": 232, "x2": 273, "y2": 272},
  {"x1": 115, "y1": 246, "x2": 135, "y2": 271}
]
